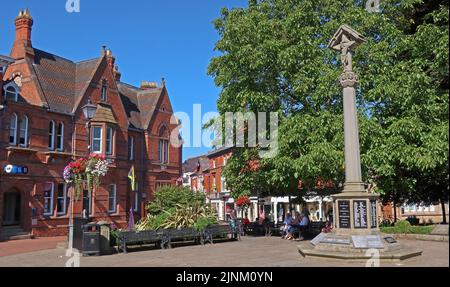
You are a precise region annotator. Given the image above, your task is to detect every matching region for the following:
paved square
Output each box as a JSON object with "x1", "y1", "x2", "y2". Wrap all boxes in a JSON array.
[{"x1": 0, "y1": 237, "x2": 448, "y2": 267}]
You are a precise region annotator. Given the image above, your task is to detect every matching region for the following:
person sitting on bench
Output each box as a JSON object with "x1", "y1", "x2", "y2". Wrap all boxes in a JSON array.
[
  {"x1": 286, "y1": 212, "x2": 309, "y2": 241},
  {"x1": 297, "y1": 213, "x2": 310, "y2": 241},
  {"x1": 285, "y1": 212, "x2": 301, "y2": 240},
  {"x1": 281, "y1": 213, "x2": 293, "y2": 239}
]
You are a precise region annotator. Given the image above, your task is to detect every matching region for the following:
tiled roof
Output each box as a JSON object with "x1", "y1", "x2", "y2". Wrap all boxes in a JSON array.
[
  {"x1": 92, "y1": 103, "x2": 117, "y2": 124},
  {"x1": 22, "y1": 47, "x2": 164, "y2": 131},
  {"x1": 207, "y1": 146, "x2": 234, "y2": 158},
  {"x1": 118, "y1": 82, "x2": 163, "y2": 130},
  {"x1": 32, "y1": 48, "x2": 101, "y2": 114},
  {"x1": 182, "y1": 155, "x2": 209, "y2": 174}
]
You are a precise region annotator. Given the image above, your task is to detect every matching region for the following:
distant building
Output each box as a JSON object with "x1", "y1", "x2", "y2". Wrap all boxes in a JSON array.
[{"x1": 381, "y1": 202, "x2": 449, "y2": 224}]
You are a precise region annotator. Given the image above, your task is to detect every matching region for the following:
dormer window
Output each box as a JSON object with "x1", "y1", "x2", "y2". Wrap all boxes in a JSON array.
[
  {"x1": 101, "y1": 79, "x2": 108, "y2": 102},
  {"x1": 3, "y1": 83, "x2": 19, "y2": 102}
]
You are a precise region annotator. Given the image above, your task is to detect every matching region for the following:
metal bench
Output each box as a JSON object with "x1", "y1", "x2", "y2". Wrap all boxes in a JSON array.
[
  {"x1": 202, "y1": 225, "x2": 240, "y2": 244},
  {"x1": 118, "y1": 230, "x2": 161, "y2": 254},
  {"x1": 161, "y1": 228, "x2": 202, "y2": 249}
]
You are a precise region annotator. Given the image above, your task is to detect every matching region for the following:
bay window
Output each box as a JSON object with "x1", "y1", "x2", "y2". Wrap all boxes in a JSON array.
[
  {"x1": 92, "y1": 126, "x2": 102, "y2": 153},
  {"x1": 106, "y1": 127, "x2": 113, "y2": 155}
]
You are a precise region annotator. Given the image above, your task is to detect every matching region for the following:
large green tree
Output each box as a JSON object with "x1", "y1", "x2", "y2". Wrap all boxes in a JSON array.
[{"x1": 208, "y1": 0, "x2": 449, "y2": 221}]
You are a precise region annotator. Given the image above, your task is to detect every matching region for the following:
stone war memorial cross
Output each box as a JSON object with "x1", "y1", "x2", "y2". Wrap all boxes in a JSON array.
[{"x1": 298, "y1": 25, "x2": 422, "y2": 261}]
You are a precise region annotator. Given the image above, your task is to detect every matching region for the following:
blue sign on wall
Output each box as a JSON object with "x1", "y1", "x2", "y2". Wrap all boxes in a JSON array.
[{"x1": 3, "y1": 164, "x2": 29, "y2": 175}]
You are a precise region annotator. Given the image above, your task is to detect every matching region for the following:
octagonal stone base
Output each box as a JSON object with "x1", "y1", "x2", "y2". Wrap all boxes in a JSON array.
[{"x1": 298, "y1": 232, "x2": 423, "y2": 262}]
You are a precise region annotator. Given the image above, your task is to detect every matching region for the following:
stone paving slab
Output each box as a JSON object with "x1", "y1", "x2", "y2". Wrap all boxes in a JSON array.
[
  {"x1": 431, "y1": 225, "x2": 449, "y2": 236},
  {"x1": 0, "y1": 237, "x2": 66, "y2": 258},
  {"x1": 0, "y1": 237, "x2": 447, "y2": 267}
]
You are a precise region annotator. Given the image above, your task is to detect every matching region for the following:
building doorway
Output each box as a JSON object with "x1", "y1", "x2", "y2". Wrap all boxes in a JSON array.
[{"x1": 2, "y1": 191, "x2": 21, "y2": 226}]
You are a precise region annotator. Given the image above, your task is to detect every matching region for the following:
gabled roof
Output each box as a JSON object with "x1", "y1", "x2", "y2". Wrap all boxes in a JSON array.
[
  {"x1": 182, "y1": 155, "x2": 209, "y2": 174},
  {"x1": 31, "y1": 48, "x2": 101, "y2": 114},
  {"x1": 117, "y1": 82, "x2": 164, "y2": 130},
  {"x1": 6, "y1": 45, "x2": 167, "y2": 130}
]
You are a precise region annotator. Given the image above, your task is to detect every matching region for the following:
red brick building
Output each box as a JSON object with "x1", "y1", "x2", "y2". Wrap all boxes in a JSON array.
[{"x1": 0, "y1": 10, "x2": 182, "y2": 240}]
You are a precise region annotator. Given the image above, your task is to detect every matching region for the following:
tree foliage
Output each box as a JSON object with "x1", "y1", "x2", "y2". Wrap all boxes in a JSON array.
[{"x1": 208, "y1": 0, "x2": 449, "y2": 209}]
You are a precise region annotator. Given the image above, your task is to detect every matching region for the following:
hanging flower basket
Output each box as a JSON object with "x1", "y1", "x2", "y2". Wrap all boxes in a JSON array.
[
  {"x1": 236, "y1": 195, "x2": 251, "y2": 209},
  {"x1": 63, "y1": 154, "x2": 110, "y2": 201}
]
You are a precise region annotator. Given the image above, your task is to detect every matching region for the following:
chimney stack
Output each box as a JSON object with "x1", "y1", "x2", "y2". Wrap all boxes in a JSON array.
[
  {"x1": 141, "y1": 81, "x2": 158, "y2": 90},
  {"x1": 11, "y1": 9, "x2": 33, "y2": 59},
  {"x1": 113, "y1": 65, "x2": 122, "y2": 82}
]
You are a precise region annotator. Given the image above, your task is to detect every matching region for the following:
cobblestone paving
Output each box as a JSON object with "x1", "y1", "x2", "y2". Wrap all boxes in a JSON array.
[{"x1": 0, "y1": 236, "x2": 447, "y2": 267}]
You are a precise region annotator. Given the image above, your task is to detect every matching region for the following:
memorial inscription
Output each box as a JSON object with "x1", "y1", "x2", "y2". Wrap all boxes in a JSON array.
[
  {"x1": 370, "y1": 200, "x2": 378, "y2": 228},
  {"x1": 338, "y1": 200, "x2": 351, "y2": 229},
  {"x1": 354, "y1": 200, "x2": 368, "y2": 229}
]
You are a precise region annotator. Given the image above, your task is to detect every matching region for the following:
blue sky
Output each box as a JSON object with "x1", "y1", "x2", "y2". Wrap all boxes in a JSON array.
[{"x1": 0, "y1": 0, "x2": 248, "y2": 161}]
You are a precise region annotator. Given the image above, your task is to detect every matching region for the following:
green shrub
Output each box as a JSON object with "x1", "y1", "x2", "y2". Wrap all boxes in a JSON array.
[
  {"x1": 147, "y1": 186, "x2": 206, "y2": 215},
  {"x1": 195, "y1": 216, "x2": 218, "y2": 232},
  {"x1": 395, "y1": 220, "x2": 412, "y2": 233}
]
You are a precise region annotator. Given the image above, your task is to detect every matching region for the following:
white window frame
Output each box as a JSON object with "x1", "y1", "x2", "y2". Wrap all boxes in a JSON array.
[
  {"x1": 3, "y1": 82, "x2": 18, "y2": 102},
  {"x1": 128, "y1": 136, "x2": 134, "y2": 160},
  {"x1": 48, "y1": 121, "x2": 55, "y2": 150},
  {"x1": 56, "y1": 183, "x2": 67, "y2": 215},
  {"x1": 92, "y1": 126, "x2": 102, "y2": 154},
  {"x1": 134, "y1": 182, "x2": 139, "y2": 212},
  {"x1": 43, "y1": 182, "x2": 54, "y2": 216},
  {"x1": 19, "y1": 115, "x2": 29, "y2": 148},
  {"x1": 106, "y1": 127, "x2": 113, "y2": 155},
  {"x1": 56, "y1": 122, "x2": 64, "y2": 151},
  {"x1": 9, "y1": 113, "x2": 18, "y2": 145},
  {"x1": 83, "y1": 186, "x2": 93, "y2": 216},
  {"x1": 108, "y1": 184, "x2": 117, "y2": 213}
]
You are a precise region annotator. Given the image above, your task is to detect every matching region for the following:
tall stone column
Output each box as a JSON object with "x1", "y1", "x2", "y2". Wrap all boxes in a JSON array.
[
  {"x1": 298, "y1": 25, "x2": 422, "y2": 262},
  {"x1": 328, "y1": 25, "x2": 379, "y2": 235}
]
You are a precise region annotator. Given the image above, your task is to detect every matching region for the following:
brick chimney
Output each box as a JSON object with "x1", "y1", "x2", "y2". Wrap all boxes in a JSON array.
[
  {"x1": 140, "y1": 81, "x2": 158, "y2": 90},
  {"x1": 113, "y1": 65, "x2": 122, "y2": 82},
  {"x1": 11, "y1": 9, "x2": 33, "y2": 60}
]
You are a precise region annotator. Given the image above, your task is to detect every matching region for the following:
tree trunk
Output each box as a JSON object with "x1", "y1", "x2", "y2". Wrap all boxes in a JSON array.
[
  {"x1": 441, "y1": 199, "x2": 447, "y2": 224},
  {"x1": 393, "y1": 201, "x2": 397, "y2": 224}
]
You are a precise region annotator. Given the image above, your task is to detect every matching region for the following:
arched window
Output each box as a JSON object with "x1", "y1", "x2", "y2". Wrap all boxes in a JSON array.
[
  {"x1": 18, "y1": 115, "x2": 29, "y2": 147},
  {"x1": 9, "y1": 113, "x2": 18, "y2": 145},
  {"x1": 3, "y1": 85, "x2": 18, "y2": 102},
  {"x1": 48, "y1": 121, "x2": 55, "y2": 150},
  {"x1": 101, "y1": 79, "x2": 108, "y2": 102},
  {"x1": 57, "y1": 123, "x2": 64, "y2": 151},
  {"x1": 158, "y1": 125, "x2": 169, "y2": 163}
]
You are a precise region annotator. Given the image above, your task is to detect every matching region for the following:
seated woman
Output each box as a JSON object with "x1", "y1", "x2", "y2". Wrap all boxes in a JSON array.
[
  {"x1": 281, "y1": 213, "x2": 293, "y2": 239},
  {"x1": 285, "y1": 212, "x2": 301, "y2": 240}
]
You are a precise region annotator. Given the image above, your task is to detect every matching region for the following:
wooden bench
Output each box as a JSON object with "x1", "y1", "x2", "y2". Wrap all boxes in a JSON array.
[
  {"x1": 161, "y1": 228, "x2": 202, "y2": 249},
  {"x1": 202, "y1": 225, "x2": 240, "y2": 244},
  {"x1": 118, "y1": 230, "x2": 161, "y2": 254}
]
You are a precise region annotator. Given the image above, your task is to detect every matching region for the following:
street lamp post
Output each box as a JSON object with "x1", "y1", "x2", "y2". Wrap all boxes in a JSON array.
[{"x1": 68, "y1": 99, "x2": 97, "y2": 252}]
